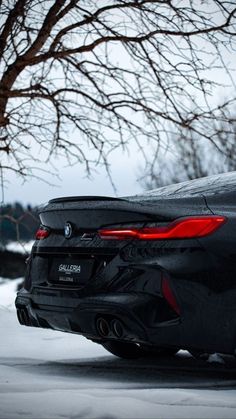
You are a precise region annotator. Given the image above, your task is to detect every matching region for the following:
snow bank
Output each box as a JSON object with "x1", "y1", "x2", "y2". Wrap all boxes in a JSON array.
[
  {"x1": 5, "y1": 240, "x2": 34, "y2": 254},
  {"x1": 0, "y1": 278, "x2": 23, "y2": 310}
]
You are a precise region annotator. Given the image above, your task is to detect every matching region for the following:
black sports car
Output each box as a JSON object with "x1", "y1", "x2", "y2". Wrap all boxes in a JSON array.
[{"x1": 15, "y1": 172, "x2": 236, "y2": 359}]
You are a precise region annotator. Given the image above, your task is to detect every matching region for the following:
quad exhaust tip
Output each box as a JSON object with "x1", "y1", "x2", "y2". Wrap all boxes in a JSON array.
[
  {"x1": 111, "y1": 319, "x2": 123, "y2": 338},
  {"x1": 96, "y1": 317, "x2": 110, "y2": 337},
  {"x1": 96, "y1": 317, "x2": 124, "y2": 338},
  {"x1": 17, "y1": 308, "x2": 31, "y2": 326},
  {"x1": 17, "y1": 309, "x2": 23, "y2": 325}
]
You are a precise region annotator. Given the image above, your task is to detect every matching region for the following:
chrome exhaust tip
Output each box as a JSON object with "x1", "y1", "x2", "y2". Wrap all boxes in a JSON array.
[
  {"x1": 17, "y1": 309, "x2": 24, "y2": 325},
  {"x1": 111, "y1": 319, "x2": 124, "y2": 338},
  {"x1": 19, "y1": 308, "x2": 30, "y2": 326},
  {"x1": 96, "y1": 317, "x2": 110, "y2": 337}
]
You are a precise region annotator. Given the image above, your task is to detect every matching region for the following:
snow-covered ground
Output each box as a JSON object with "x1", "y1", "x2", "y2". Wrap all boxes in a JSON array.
[
  {"x1": 5, "y1": 241, "x2": 34, "y2": 254},
  {"x1": 0, "y1": 279, "x2": 236, "y2": 419}
]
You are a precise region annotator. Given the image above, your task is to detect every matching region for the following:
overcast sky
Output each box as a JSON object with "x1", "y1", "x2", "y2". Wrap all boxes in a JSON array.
[{"x1": 4, "y1": 148, "x2": 144, "y2": 205}]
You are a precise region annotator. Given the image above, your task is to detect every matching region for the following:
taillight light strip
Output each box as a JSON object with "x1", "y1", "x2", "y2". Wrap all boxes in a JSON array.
[
  {"x1": 35, "y1": 226, "x2": 51, "y2": 240},
  {"x1": 98, "y1": 215, "x2": 226, "y2": 240}
]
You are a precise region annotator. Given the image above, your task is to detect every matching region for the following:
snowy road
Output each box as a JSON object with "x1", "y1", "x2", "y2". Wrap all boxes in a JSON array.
[{"x1": 0, "y1": 279, "x2": 236, "y2": 419}]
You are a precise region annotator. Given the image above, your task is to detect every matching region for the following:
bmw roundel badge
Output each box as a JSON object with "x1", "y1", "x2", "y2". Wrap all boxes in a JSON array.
[{"x1": 64, "y1": 222, "x2": 73, "y2": 239}]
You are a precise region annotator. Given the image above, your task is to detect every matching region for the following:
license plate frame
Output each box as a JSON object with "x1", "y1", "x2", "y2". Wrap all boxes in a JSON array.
[{"x1": 49, "y1": 257, "x2": 94, "y2": 285}]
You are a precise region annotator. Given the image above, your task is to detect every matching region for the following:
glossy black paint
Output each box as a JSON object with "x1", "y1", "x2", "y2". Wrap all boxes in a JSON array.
[{"x1": 15, "y1": 172, "x2": 236, "y2": 355}]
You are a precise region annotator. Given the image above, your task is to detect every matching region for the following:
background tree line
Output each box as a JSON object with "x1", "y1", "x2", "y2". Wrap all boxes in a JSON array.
[
  {"x1": 141, "y1": 112, "x2": 236, "y2": 188},
  {"x1": 0, "y1": 202, "x2": 39, "y2": 243}
]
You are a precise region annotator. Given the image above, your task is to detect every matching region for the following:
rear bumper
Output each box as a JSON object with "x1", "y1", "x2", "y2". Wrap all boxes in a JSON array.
[{"x1": 15, "y1": 287, "x2": 180, "y2": 346}]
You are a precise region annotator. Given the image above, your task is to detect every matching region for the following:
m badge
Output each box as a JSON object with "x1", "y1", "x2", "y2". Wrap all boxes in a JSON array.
[{"x1": 64, "y1": 222, "x2": 73, "y2": 239}]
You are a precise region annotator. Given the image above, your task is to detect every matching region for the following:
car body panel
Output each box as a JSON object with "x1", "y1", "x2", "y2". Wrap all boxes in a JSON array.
[{"x1": 16, "y1": 172, "x2": 236, "y2": 355}]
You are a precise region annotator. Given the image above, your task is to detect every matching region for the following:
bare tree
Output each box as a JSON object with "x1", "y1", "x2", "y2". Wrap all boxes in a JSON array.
[
  {"x1": 140, "y1": 110, "x2": 236, "y2": 189},
  {"x1": 0, "y1": 0, "x2": 236, "y2": 188}
]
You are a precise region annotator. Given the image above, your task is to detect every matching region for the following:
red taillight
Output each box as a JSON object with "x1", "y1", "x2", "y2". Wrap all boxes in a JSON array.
[
  {"x1": 35, "y1": 226, "x2": 50, "y2": 240},
  {"x1": 98, "y1": 216, "x2": 226, "y2": 240}
]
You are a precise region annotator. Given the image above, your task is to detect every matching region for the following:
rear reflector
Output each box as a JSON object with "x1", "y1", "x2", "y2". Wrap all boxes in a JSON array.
[
  {"x1": 98, "y1": 215, "x2": 226, "y2": 240},
  {"x1": 35, "y1": 226, "x2": 50, "y2": 240},
  {"x1": 162, "y1": 277, "x2": 180, "y2": 315}
]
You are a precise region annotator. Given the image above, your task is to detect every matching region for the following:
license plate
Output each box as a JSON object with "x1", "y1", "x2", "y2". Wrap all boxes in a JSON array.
[{"x1": 49, "y1": 258, "x2": 94, "y2": 285}]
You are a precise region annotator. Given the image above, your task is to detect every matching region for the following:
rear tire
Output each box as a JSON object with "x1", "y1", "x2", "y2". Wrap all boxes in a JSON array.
[
  {"x1": 189, "y1": 350, "x2": 209, "y2": 360},
  {"x1": 102, "y1": 341, "x2": 179, "y2": 359},
  {"x1": 102, "y1": 341, "x2": 146, "y2": 359},
  {"x1": 148, "y1": 347, "x2": 179, "y2": 357}
]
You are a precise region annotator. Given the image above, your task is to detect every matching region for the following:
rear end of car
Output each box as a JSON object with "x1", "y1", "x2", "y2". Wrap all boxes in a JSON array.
[{"x1": 15, "y1": 193, "x2": 234, "y2": 355}]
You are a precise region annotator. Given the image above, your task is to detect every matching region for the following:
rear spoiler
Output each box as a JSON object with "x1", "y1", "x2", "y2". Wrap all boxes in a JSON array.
[{"x1": 49, "y1": 196, "x2": 126, "y2": 204}]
